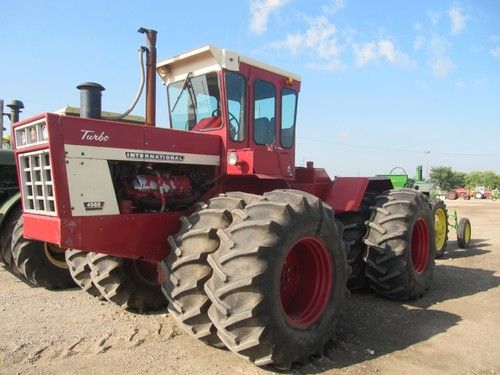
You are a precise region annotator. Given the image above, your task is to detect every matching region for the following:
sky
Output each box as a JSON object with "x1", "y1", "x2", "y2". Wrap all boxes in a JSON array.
[{"x1": 1, "y1": 0, "x2": 499, "y2": 177}]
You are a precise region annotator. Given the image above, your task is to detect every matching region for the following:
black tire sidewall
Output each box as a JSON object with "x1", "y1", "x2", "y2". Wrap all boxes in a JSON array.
[
  {"x1": 260, "y1": 211, "x2": 346, "y2": 361},
  {"x1": 12, "y1": 218, "x2": 73, "y2": 289},
  {"x1": 457, "y1": 218, "x2": 471, "y2": 248}
]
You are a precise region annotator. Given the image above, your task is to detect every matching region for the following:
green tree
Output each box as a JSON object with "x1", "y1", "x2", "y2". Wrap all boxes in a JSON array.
[
  {"x1": 453, "y1": 171, "x2": 467, "y2": 188},
  {"x1": 466, "y1": 171, "x2": 500, "y2": 189},
  {"x1": 430, "y1": 166, "x2": 466, "y2": 190}
]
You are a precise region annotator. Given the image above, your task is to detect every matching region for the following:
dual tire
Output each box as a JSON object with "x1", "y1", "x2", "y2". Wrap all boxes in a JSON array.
[
  {"x1": 337, "y1": 193, "x2": 375, "y2": 290},
  {"x1": 164, "y1": 190, "x2": 347, "y2": 369},
  {"x1": 364, "y1": 189, "x2": 435, "y2": 299},
  {"x1": 65, "y1": 249, "x2": 166, "y2": 312}
]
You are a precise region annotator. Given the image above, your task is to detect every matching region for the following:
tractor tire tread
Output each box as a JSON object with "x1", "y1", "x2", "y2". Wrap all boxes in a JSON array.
[
  {"x1": 205, "y1": 189, "x2": 347, "y2": 369},
  {"x1": 162, "y1": 192, "x2": 259, "y2": 347},
  {"x1": 364, "y1": 189, "x2": 435, "y2": 300},
  {"x1": 11, "y1": 216, "x2": 74, "y2": 290},
  {"x1": 65, "y1": 249, "x2": 102, "y2": 297},
  {"x1": 88, "y1": 253, "x2": 166, "y2": 312}
]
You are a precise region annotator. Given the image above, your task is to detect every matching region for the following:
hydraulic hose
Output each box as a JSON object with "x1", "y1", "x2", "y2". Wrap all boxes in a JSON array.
[{"x1": 107, "y1": 47, "x2": 146, "y2": 120}]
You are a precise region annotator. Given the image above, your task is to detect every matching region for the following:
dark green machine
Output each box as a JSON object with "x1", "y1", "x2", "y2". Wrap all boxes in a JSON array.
[
  {"x1": 0, "y1": 148, "x2": 23, "y2": 271},
  {"x1": 380, "y1": 166, "x2": 471, "y2": 257},
  {"x1": 383, "y1": 166, "x2": 435, "y2": 196},
  {"x1": 0, "y1": 100, "x2": 24, "y2": 272},
  {"x1": 0, "y1": 149, "x2": 18, "y2": 205}
]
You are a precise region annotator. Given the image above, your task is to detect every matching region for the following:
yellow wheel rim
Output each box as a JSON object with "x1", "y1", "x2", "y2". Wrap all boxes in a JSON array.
[
  {"x1": 464, "y1": 222, "x2": 471, "y2": 243},
  {"x1": 434, "y1": 208, "x2": 447, "y2": 250},
  {"x1": 44, "y1": 243, "x2": 69, "y2": 269}
]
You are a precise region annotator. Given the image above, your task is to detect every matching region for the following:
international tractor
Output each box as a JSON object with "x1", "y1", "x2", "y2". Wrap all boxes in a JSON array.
[
  {"x1": 10, "y1": 29, "x2": 437, "y2": 369},
  {"x1": 1, "y1": 100, "x2": 78, "y2": 288}
]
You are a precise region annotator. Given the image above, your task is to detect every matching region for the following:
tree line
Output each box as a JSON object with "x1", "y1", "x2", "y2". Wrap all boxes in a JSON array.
[{"x1": 429, "y1": 166, "x2": 500, "y2": 191}]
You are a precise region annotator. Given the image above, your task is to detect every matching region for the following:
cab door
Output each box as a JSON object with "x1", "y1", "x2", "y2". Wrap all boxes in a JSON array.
[{"x1": 248, "y1": 67, "x2": 297, "y2": 179}]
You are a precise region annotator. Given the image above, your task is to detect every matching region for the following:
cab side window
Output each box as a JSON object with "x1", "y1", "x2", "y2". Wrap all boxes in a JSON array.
[
  {"x1": 225, "y1": 71, "x2": 246, "y2": 141},
  {"x1": 253, "y1": 80, "x2": 275, "y2": 145},
  {"x1": 281, "y1": 88, "x2": 297, "y2": 148}
]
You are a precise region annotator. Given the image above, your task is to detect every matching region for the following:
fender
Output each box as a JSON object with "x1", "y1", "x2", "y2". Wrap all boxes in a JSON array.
[
  {"x1": 0, "y1": 192, "x2": 22, "y2": 230},
  {"x1": 325, "y1": 177, "x2": 393, "y2": 214}
]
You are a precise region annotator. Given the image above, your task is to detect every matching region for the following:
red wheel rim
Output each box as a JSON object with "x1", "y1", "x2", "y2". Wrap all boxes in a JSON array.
[
  {"x1": 411, "y1": 218, "x2": 430, "y2": 274},
  {"x1": 280, "y1": 237, "x2": 333, "y2": 329}
]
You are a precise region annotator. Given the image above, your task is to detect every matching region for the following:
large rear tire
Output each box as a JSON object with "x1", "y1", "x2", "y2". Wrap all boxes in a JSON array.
[
  {"x1": 65, "y1": 249, "x2": 102, "y2": 297},
  {"x1": 89, "y1": 254, "x2": 166, "y2": 312},
  {"x1": 337, "y1": 193, "x2": 375, "y2": 290},
  {"x1": 431, "y1": 199, "x2": 449, "y2": 258},
  {"x1": 162, "y1": 194, "x2": 253, "y2": 347},
  {"x1": 364, "y1": 189, "x2": 435, "y2": 300},
  {"x1": 205, "y1": 190, "x2": 347, "y2": 369},
  {"x1": 11, "y1": 216, "x2": 75, "y2": 290}
]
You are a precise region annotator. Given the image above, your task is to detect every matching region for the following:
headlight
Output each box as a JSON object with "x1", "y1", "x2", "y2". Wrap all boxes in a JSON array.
[
  {"x1": 15, "y1": 120, "x2": 48, "y2": 149},
  {"x1": 227, "y1": 151, "x2": 239, "y2": 165},
  {"x1": 41, "y1": 124, "x2": 49, "y2": 140}
]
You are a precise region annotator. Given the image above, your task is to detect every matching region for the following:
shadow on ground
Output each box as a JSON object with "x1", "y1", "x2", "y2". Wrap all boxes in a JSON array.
[
  {"x1": 440, "y1": 238, "x2": 491, "y2": 259},
  {"x1": 291, "y1": 263, "x2": 500, "y2": 373}
]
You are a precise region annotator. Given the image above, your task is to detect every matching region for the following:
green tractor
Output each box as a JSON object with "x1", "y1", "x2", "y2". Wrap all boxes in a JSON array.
[
  {"x1": 0, "y1": 149, "x2": 23, "y2": 272},
  {"x1": 381, "y1": 166, "x2": 471, "y2": 257}
]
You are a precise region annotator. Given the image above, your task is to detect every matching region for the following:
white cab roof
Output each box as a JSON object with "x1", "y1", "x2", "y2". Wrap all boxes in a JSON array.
[{"x1": 157, "y1": 45, "x2": 301, "y2": 84}]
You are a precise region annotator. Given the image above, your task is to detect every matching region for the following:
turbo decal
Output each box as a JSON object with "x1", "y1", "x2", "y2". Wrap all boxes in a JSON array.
[{"x1": 81, "y1": 129, "x2": 110, "y2": 142}]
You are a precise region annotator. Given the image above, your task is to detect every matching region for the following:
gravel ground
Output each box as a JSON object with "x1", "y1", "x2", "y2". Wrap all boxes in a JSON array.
[{"x1": 1, "y1": 199, "x2": 499, "y2": 374}]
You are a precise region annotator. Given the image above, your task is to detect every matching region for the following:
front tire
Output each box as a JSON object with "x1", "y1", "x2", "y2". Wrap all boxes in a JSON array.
[
  {"x1": 431, "y1": 199, "x2": 449, "y2": 258},
  {"x1": 89, "y1": 254, "x2": 166, "y2": 312},
  {"x1": 364, "y1": 189, "x2": 435, "y2": 300},
  {"x1": 205, "y1": 190, "x2": 347, "y2": 369},
  {"x1": 65, "y1": 250, "x2": 102, "y2": 297},
  {"x1": 457, "y1": 218, "x2": 471, "y2": 248},
  {"x1": 11, "y1": 216, "x2": 75, "y2": 290}
]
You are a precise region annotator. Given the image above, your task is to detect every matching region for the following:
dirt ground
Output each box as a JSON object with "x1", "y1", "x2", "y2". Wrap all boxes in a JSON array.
[{"x1": 1, "y1": 199, "x2": 499, "y2": 375}]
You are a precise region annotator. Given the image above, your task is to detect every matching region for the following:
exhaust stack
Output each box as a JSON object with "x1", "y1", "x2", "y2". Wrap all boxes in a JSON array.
[
  {"x1": 77, "y1": 82, "x2": 105, "y2": 119},
  {"x1": 7, "y1": 100, "x2": 24, "y2": 124},
  {"x1": 138, "y1": 27, "x2": 157, "y2": 127}
]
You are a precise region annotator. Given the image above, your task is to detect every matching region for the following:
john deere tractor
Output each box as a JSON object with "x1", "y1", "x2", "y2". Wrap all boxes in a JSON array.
[{"x1": 382, "y1": 166, "x2": 471, "y2": 257}]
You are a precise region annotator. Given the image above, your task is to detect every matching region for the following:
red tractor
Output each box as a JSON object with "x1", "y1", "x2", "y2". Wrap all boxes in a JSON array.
[{"x1": 11, "y1": 29, "x2": 435, "y2": 369}]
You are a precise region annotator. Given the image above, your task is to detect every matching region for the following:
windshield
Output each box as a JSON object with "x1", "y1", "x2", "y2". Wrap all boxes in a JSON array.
[{"x1": 167, "y1": 72, "x2": 221, "y2": 131}]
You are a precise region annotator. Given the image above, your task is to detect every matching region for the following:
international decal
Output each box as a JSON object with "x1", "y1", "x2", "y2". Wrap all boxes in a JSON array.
[{"x1": 125, "y1": 152, "x2": 185, "y2": 162}]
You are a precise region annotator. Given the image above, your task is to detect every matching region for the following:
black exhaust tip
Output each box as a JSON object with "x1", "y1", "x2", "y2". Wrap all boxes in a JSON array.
[
  {"x1": 6, "y1": 100, "x2": 24, "y2": 123},
  {"x1": 77, "y1": 82, "x2": 105, "y2": 119}
]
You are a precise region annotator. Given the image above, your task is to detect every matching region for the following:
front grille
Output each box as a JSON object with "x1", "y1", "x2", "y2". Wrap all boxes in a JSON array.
[{"x1": 19, "y1": 149, "x2": 56, "y2": 216}]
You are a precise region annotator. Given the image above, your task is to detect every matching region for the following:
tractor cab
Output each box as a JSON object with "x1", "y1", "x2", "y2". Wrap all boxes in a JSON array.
[{"x1": 157, "y1": 46, "x2": 301, "y2": 179}]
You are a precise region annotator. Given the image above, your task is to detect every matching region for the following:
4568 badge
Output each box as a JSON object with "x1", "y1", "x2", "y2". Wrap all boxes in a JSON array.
[{"x1": 84, "y1": 201, "x2": 104, "y2": 211}]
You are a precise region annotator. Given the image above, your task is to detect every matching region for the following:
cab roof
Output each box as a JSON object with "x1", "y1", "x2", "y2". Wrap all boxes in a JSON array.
[{"x1": 156, "y1": 45, "x2": 301, "y2": 84}]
